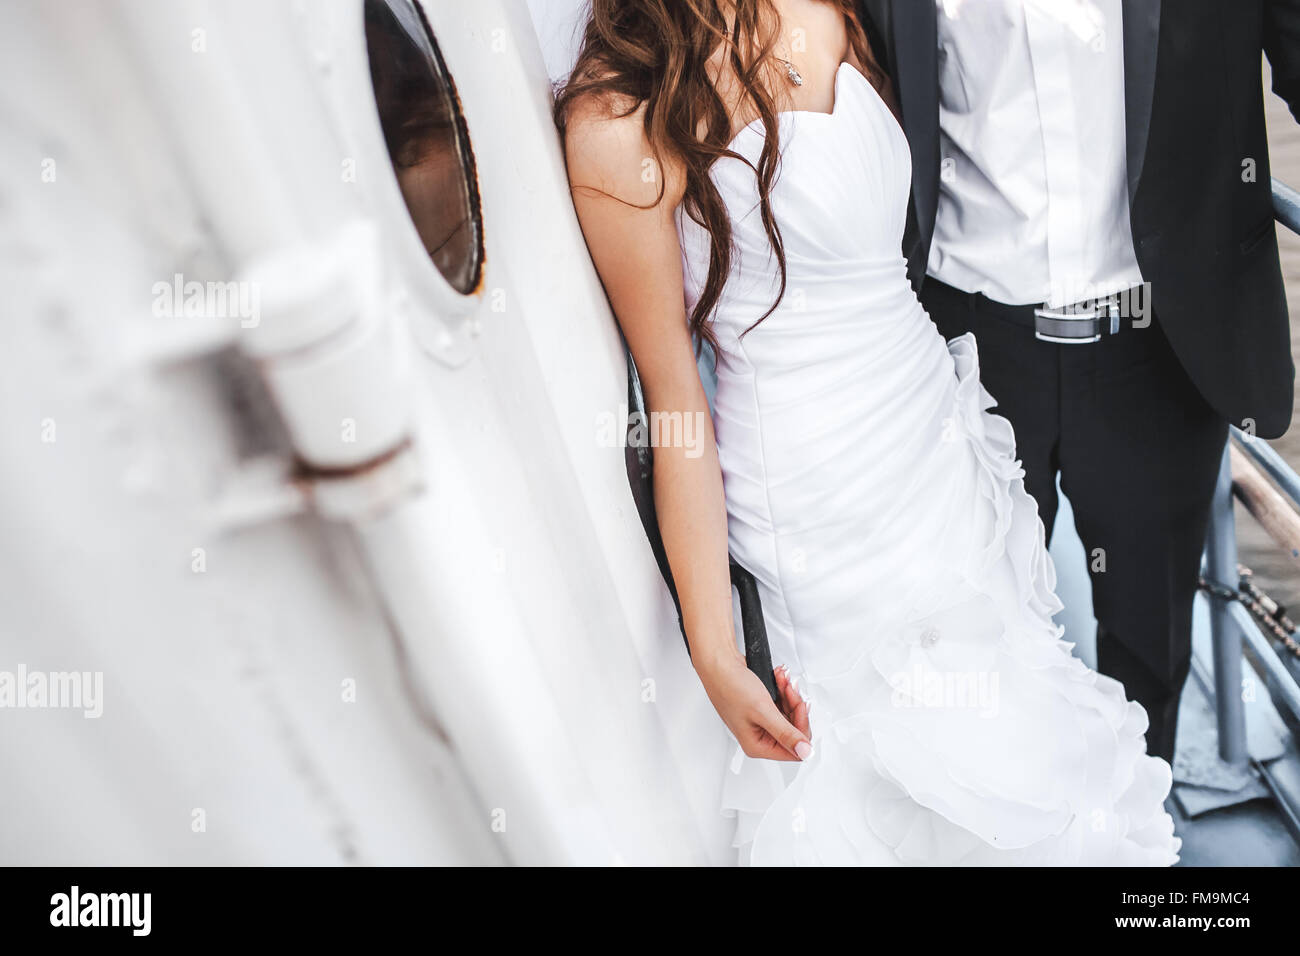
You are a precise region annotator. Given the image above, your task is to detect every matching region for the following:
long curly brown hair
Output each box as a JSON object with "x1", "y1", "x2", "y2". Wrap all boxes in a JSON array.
[{"x1": 554, "y1": 0, "x2": 890, "y2": 350}]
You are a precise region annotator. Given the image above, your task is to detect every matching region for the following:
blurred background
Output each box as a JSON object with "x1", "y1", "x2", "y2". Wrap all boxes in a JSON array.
[{"x1": 1241, "y1": 77, "x2": 1300, "y2": 608}]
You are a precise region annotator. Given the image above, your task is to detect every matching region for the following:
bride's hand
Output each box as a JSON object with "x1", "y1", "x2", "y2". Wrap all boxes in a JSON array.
[{"x1": 695, "y1": 655, "x2": 813, "y2": 762}]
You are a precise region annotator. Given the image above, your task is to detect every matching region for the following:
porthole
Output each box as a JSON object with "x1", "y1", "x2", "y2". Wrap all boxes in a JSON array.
[{"x1": 364, "y1": 0, "x2": 484, "y2": 294}]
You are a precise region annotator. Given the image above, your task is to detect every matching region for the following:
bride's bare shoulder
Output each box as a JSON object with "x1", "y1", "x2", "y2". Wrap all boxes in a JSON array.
[{"x1": 561, "y1": 85, "x2": 686, "y2": 209}]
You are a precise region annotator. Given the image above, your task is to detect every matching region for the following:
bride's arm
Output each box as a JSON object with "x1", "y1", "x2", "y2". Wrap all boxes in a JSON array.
[{"x1": 564, "y1": 103, "x2": 811, "y2": 762}]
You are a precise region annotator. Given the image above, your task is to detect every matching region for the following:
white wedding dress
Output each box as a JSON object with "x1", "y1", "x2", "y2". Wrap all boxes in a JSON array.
[{"x1": 676, "y1": 62, "x2": 1180, "y2": 866}]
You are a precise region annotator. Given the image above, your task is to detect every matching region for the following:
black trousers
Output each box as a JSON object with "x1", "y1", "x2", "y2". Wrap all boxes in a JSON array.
[{"x1": 920, "y1": 278, "x2": 1228, "y2": 763}]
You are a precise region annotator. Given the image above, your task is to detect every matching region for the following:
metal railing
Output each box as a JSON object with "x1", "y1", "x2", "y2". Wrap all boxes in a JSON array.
[
  {"x1": 1209, "y1": 432, "x2": 1300, "y2": 735},
  {"x1": 1205, "y1": 441, "x2": 1250, "y2": 762},
  {"x1": 1274, "y1": 177, "x2": 1300, "y2": 235},
  {"x1": 1202, "y1": 180, "x2": 1300, "y2": 818}
]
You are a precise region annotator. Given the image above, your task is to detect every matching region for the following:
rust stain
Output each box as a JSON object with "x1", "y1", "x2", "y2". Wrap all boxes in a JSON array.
[{"x1": 292, "y1": 436, "x2": 414, "y2": 482}]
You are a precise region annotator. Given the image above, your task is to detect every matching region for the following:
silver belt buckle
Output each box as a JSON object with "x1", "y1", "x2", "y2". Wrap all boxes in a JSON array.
[{"x1": 1032, "y1": 296, "x2": 1119, "y2": 344}]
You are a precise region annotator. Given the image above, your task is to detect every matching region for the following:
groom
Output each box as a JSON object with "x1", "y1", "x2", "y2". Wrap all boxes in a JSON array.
[{"x1": 858, "y1": 0, "x2": 1299, "y2": 762}]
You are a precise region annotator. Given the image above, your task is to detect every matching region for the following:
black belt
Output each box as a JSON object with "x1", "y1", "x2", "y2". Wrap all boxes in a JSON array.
[{"x1": 932, "y1": 281, "x2": 1148, "y2": 344}]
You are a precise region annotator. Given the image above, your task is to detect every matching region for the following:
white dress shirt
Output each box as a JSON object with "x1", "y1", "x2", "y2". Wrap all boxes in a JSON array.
[{"x1": 927, "y1": 0, "x2": 1143, "y2": 307}]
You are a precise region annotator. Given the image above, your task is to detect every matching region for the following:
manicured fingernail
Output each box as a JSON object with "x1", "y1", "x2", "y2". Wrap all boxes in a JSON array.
[{"x1": 795, "y1": 741, "x2": 813, "y2": 760}]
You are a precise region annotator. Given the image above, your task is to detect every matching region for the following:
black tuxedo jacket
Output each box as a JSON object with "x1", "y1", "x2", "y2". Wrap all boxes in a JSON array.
[{"x1": 859, "y1": 0, "x2": 1299, "y2": 438}]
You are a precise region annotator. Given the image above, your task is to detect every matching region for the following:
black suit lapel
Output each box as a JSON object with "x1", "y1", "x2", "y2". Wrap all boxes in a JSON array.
[
  {"x1": 1121, "y1": 0, "x2": 1161, "y2": 201},
  {"x1": 877, "y1": 0, "x2": 939, "y2": 267}
]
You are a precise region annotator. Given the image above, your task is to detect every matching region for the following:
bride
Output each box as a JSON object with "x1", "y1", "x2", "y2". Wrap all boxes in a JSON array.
[{"x1": 555, "y1": 0, "x2": 1179, "y2": 865}]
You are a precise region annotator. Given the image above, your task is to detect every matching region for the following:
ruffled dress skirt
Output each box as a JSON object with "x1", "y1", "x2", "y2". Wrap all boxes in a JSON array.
[{"x1": 715, "y1": 334, "x2": 1180, "y2": 867}]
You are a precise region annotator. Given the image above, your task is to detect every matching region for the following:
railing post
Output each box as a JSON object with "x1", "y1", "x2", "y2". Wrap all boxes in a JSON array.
[{"x1": 1205, "y1": 439, "x2": 1248, "y2": 765}]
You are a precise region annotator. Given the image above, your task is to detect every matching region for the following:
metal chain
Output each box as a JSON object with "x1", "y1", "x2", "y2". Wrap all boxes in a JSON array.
[{"x1": 1197, "y1": 564, "x2": 1300, "y2": 659}]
